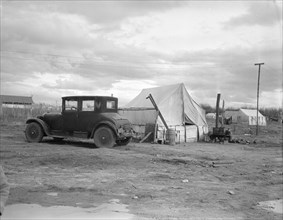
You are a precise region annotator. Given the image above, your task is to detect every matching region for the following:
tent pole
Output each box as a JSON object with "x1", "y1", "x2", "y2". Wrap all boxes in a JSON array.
[
  {"x1": 184, "y1": 123, "x2": 186, "y2": 143},
  {"x1": 153, "y1": 111, "x2": 159, "y2": 143},
  {"x1": 221, "y1": 100, "x2": 225, "y2": 126},
  {"x1": 181, "y1": 84, "x2": 186, "y2": 142},
  {"x1": 146, "y1": 94, "x2": 169, "y2": 130}
]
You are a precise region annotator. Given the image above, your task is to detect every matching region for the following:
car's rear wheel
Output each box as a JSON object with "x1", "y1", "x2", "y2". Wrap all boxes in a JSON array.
[
  {"x1": 93, "y1": 126, "x2": 115, "y2": 148},
  {"x1": 25, "y1": 122, "x2": 44, "y2": 142}
]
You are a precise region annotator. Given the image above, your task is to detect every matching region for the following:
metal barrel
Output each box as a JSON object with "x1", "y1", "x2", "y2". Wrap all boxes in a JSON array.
[{"x1": 166, "y1": 129, "x2": 176, "y2": 145}]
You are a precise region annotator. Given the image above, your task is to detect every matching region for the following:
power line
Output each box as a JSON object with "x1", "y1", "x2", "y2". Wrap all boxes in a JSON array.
[
  {"x1": 1, "y1": 50, "x2": 85, "y2": 60},
  {"x1": 2, "y1": 50, "x2": 279, "y2": 72},
  {"x1": 0, "y1": 50, "x2": 229, "y2": 67},
  {"x1": 2, "y1": 54, "x2": 268, "y2": 73},
  {"x1": 1, "y1": 54, "x2": 226, "y2": 70},
  {"x1": 0, "y1": 55, "x2": 178, "y2": 69},
  {"x1": 1, "y1": 54, "x2": 254, "y2": 71}
]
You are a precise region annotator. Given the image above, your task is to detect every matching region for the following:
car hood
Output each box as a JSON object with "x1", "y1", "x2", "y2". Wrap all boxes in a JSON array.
[{"x1": 40, "y1": 112, "x2": 62, "y2": 120}]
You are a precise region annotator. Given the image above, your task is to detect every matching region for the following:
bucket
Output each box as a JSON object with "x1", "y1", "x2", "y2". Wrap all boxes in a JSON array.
[{"x1": 166, "y1": 129, "x2": 176, "y2": 145}]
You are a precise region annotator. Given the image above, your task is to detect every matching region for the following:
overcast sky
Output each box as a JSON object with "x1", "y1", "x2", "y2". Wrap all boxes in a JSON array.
[{"x1": 1, "y1": 0, "x2": 282, "y2": 108}]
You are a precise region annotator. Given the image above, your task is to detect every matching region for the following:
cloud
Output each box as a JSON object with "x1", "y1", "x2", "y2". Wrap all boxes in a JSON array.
[
  {"x1": 2, "y1": 7, "x2": 99, "y2": 49},
  {"x1": 261, "y1": 89, "x2": 282, "y2": 108},
  {"x1": 55, "y1": 1, "x2": 186, "y2": 26},
  {"x1": 2, "y1": 0, "x2": 186, "y2": 31},
  {"x1": 163, "y1": 44, "x2": 282, "y2": 107},
  {"x1": 1, "y1": 1, "x2": 282, "y2": 108},
  {"x1": 223, "y1": 1, "x2": 282, "y2": 28}
]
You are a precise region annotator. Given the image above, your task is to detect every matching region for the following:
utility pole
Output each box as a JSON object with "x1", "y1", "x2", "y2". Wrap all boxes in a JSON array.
[{"x1": 254, "y1": 62, "x2": 264, "y2": 135}]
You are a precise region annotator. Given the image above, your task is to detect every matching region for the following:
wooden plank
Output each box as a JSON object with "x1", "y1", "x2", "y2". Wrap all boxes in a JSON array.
[{"x1": 139, "y1": 132, "x2": 152, "y2": 143}]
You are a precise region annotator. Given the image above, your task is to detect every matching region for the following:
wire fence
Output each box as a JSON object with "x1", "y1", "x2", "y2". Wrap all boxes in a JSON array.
[{"x1": 0, "y1": 105, "x2": 61, "y2": 123}]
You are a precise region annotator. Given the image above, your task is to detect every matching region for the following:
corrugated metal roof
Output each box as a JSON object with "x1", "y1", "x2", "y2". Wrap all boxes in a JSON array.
[{"x1": 0, "y1": 95, "x2": 33, "y2": 104}]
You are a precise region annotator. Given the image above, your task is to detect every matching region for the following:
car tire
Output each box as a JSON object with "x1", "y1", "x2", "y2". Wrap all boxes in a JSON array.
[
  {"x1": 25, "y1": 122, "x2": 44, "y2": 143},
  {"x1": 93, "y1": 126, "x2": 115, "y2": 148}
]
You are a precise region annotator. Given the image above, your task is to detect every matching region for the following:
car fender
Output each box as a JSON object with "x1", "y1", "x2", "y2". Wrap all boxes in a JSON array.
[
  {"x1": 26, "y1": 118, "x2": 51, "y2": 136},
  {"x1": 91, "y1": 120, "x2": 117, "y2": 138}
]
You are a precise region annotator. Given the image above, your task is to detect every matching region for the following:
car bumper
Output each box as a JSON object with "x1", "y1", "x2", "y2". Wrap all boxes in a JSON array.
[{"x1": 117, "y1": 126, "x2": 133, "y2": 139}]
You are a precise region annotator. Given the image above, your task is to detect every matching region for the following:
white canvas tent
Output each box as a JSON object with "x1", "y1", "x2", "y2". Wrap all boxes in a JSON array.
[
  {"x1": 238, "y1": 109, "x2": 266, "y2": 126},
  {"x1": 119, "y1": 83, "x2": 208, "y2": 143},
  {"x1": 206, "y1": 113, "x2": 216, "y2": 119},
  {"x1": 225, "y1": 109, "x2": 266, "y2": 126}
]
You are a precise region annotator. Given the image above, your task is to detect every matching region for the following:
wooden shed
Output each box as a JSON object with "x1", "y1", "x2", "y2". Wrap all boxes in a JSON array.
[{"x1": 0, "y1": 95, "x2": 34, "y2": 120}]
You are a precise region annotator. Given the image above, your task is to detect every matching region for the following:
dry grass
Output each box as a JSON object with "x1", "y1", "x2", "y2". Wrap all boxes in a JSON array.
[{"x1": 206, "y1": 117, "x2": 282, "y2": 147}]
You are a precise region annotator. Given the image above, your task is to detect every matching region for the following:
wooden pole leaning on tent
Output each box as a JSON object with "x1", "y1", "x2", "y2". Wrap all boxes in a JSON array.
[{"x1": 146, "y1": 94, "x2": 169, "y2": 130}]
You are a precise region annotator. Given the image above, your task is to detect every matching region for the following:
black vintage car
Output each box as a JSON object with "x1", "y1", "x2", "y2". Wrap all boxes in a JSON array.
[{"x1": 25, "y1": 96, "x2": 132, "y2": 148}]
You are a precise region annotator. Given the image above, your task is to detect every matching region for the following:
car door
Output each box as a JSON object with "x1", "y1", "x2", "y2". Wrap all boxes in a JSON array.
[
  {"x1": 77, "y1": 98, "x2": 101, "y2": 132},
  {"x1": 63, "y1": 99, "x2": 79, "y2": 132}
]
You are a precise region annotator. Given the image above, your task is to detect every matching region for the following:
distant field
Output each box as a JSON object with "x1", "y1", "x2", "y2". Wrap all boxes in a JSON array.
[{"x1": 206, "y1": 117, "x2": 282, "y2": 147}]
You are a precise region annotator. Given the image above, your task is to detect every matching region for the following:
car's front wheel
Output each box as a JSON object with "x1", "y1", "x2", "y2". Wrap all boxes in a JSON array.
[
  {"x1": 25, "y1": 122, "x2": 44, "y2": 142},
  {"x1": 93, "y1": 126, "x2": 115, "y2": 148}
]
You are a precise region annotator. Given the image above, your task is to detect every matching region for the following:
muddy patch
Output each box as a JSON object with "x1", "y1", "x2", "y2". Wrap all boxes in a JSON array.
[
  {"x1": 257, "y1": 199, "x2": 282, "y2": 214},
  {"x1": 2, "y1": 199, "x2": 135, "y2": 219}
]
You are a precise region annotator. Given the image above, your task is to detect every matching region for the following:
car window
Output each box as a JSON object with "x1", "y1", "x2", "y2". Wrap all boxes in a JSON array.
[
  {"x1": 65, "y1": 100, "x2": 78, "y2": 111},
  {"x1": 106, "y1": 100, "x2": 116, "y2": 109},
  {"x1": 82, "y1": 100, "x2": 95, "y2": 111}
]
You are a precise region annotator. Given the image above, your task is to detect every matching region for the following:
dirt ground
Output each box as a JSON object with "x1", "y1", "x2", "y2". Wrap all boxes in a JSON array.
[{"x1": 0, "y1": 122, "x2": 282, "y2": 219}]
